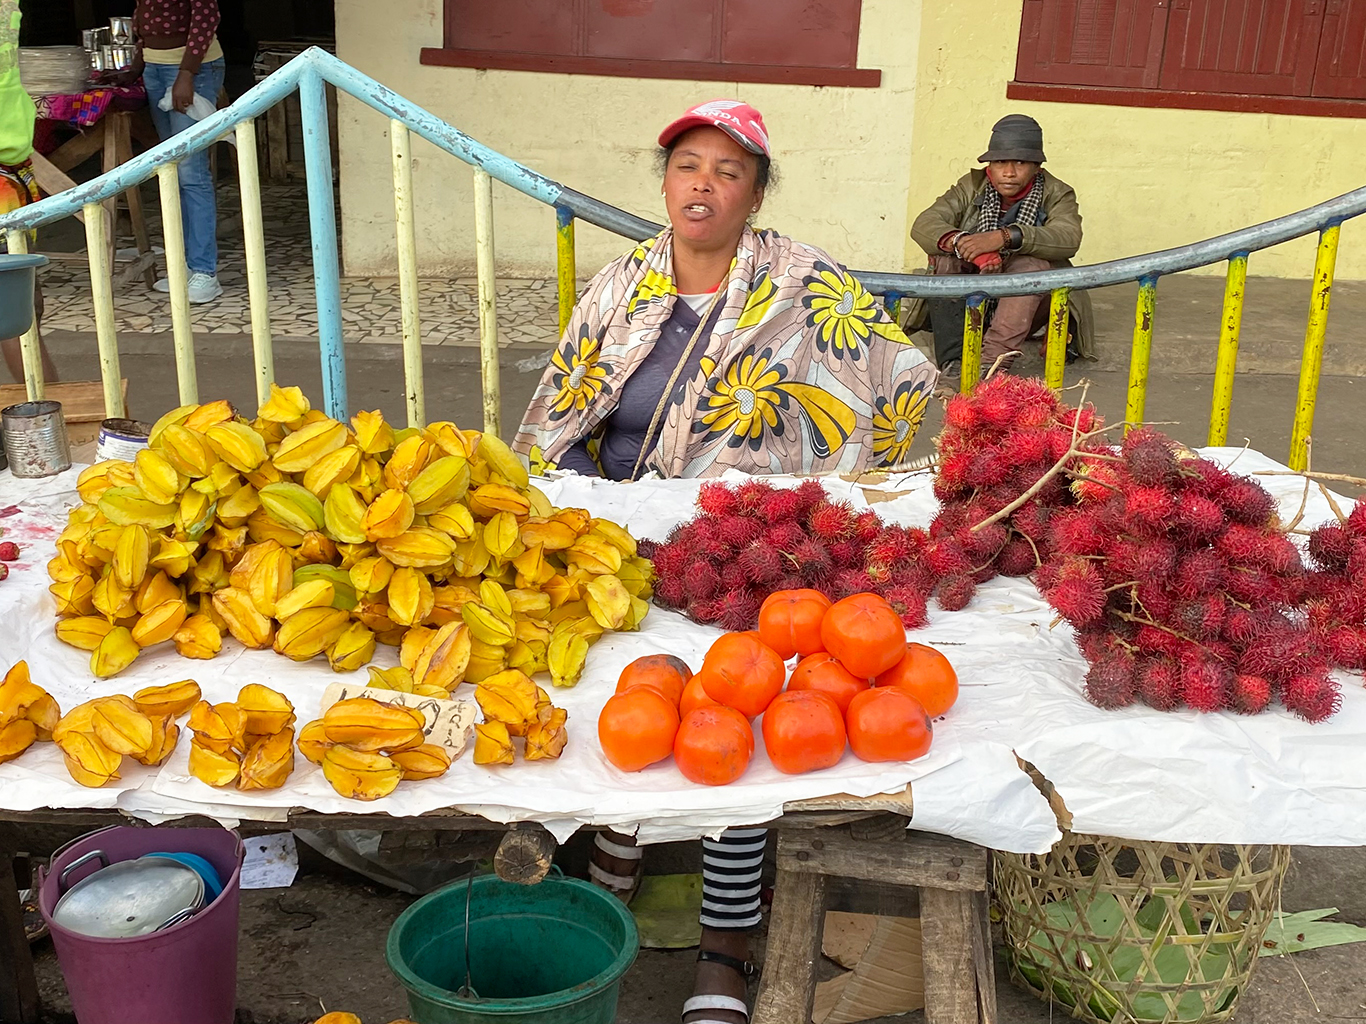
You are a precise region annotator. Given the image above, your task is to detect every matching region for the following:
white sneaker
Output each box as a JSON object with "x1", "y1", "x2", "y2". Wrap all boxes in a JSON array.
[{"x1": 153, "y1": 272, "x2": 222, "y2": 304}]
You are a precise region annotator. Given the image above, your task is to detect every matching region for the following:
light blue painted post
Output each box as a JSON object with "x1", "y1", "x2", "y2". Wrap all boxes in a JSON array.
[{"x1": 299, "y1": 70, "x2": 348, "y2": 420}]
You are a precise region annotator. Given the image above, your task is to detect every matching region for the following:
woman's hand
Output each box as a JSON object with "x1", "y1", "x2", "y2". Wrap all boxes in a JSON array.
[
  {"x1": 171, "y1": 70, "x2": 196, "y2": 112},
  {"x1": 955, "y1": 230, "x2": 1008, "y2": 261}
]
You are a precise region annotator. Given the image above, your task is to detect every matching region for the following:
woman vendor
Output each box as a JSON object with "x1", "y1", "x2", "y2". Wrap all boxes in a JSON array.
[{"x1": 514, "y1": 100, "x2": 935, "y2": 1024}]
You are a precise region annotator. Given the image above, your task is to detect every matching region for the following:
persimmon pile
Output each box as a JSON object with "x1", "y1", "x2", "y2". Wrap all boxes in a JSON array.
[
  {"x1": 597, "y1": 591, "x2": 957, "y2": 784},
  {"x1": 642, "y1": 480, "x2": 934, "y2": 632}
]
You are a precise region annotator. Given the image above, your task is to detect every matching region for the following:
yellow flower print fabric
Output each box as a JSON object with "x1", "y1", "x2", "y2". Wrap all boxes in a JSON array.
[{"x1": 513, "y1": 227, "x2": 937, "y2": 478}]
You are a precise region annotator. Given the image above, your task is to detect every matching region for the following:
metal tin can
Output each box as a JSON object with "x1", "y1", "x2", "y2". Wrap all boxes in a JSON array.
[
  {"x1": 96, "y1": 418, "x2": 151, "y2": 463},
  {"x1": 52, "y1": 851, "x2": 205, "y2": 939},
  {"x1": 106, "y1": 45, "x2": 136, "y2": 71},
  {"x1": 1, "y1": 401, "x2": 72, "y2": 478},
  {"x1": 108, "y1": 16, "x2": 134, "y2": 44}
]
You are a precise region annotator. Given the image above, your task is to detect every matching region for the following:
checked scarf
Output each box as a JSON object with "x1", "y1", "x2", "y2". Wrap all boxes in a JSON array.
[{"x1": 974, "y1": 171, "x2": 1046, "y2": 234}]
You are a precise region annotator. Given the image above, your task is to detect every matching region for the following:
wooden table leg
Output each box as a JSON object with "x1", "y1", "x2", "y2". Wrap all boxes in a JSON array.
[
  {"x1": 921, "y1": 886, "x2": 984, "y2": 1024},
  {"x1": 111, "y1": 114, "x2": 156, "y2": 288},
  {"x1": 971, "y1": 889, "x2": 997, "y2": 1024},
  {"x1": 751, "y1": 858, "x2": 827, "y2": 1024},
  {"x1": 0, "y1": 827, "x2": 39, "y2": 1024}
]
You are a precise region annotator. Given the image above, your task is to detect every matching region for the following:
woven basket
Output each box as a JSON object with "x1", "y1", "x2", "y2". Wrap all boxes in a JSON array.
[{"x1": 995, "y1": 834, "x2": 1289, "y2": 1024}]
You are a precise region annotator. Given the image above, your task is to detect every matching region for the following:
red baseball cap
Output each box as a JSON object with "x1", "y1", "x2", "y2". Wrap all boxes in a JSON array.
[{"x1": 658, "y1": 99, "x2": 771, "y2": 157}]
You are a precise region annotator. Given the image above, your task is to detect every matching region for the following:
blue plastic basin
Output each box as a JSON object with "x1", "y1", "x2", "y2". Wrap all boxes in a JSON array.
[{"x1": 0, "y1": 253, "x2": 47, "y2": 338}]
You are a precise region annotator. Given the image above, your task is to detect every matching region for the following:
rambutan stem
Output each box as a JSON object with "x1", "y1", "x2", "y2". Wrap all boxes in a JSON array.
[
  {"x1": 1110, "y1": 609, "x2": 1210, "y2": 650},
  {"x1": 1103, "y1": 580, "x2": 1139, "y2": 593},
  {"x1": 1070, "y1": 472, "x2": 1123, "y2": 493},
  {"x1": 1255, "y1": 468, "x2": 1366, "y2": 489}
]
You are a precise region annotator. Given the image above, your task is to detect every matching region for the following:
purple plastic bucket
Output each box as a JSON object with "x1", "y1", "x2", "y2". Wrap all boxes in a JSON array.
[{"x1": 37, "y1": 826, "x2": 244, "y2": 1024}]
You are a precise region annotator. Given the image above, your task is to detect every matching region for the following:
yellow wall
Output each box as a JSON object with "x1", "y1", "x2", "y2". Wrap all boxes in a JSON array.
[
  {"x1": 334, "y1": 0, "x2": 924, "y2": 280},
  {"x1": 905, "y1": 0, "x2": 1366, "y2": 279}
]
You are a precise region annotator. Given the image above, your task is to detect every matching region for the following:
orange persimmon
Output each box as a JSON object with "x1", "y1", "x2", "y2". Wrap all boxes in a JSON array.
[
  {"x1": 674, "y1": 705, "x2": 754, "y2": 786},
  {"x1": 700, "y1": 632, "x2": 786, "y2": 718},
  {"x1": 615, "y1": 654, "x2": 692, "y2": 709},
  {"x1": 876, "y1": 643, "x2": 958, "y2": 718},
  {"x1": 597, "y1": 688, "x2": 680, "y2": 772},
  {"x1": 761, "y1": 690, "x2": 846, "y2": 775},
  {"x1": 845, "y1": 687, "x2": 933, "y2": 763},
  {"x1": 786, "y1": 652, "x2": 870, "y2": 714},
  {"x1": 757, "y1": 589, "x2": 831, "y2": 660},
  {"x1": 819, "y1": 593, "x2": 905, "y2": 678}
]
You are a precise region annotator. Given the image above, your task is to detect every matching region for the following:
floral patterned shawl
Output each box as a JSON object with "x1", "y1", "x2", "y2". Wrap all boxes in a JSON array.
[{"x1": 513, "y1": 226, "x2": 937, "y2": 479}]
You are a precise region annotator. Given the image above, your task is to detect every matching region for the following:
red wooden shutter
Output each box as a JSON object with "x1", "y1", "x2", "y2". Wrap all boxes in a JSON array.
[
  {"x1": 1312, "y1": 0, "x2": 1366, "y2": 97},
  {"x1": 1158, "y1": 0, "x2": 1325, "y2": 95},
  {"x1": 587, "y1": 0, "x2": 721, "y2": 61},
  {"x1": 723, "y1": 0, "x2": 863, "y2": 68},
  {"x1": 1015, "y1": 0, "x2": 1170, "y2": 87},
  {"x1": 444, "y1": 0, "x2": 577, "y2": 54}
]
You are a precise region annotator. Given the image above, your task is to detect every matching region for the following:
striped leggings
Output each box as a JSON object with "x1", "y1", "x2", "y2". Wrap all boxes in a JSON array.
[{"x1": 701, "y1": 827, "x2": 767, "y2": 930}]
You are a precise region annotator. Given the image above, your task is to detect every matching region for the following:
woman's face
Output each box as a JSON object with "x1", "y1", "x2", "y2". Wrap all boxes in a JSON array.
[{"x1": 663, "y1": 127, "x2": 763, "y2": 254}]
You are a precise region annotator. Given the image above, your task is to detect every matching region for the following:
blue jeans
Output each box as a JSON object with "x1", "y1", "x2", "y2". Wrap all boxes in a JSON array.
[{"x1": 142, "y1": 58, "x2": 225, "y2": 276}]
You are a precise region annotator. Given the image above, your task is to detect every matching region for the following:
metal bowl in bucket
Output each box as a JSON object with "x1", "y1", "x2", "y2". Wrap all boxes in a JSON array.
[
  {"x1": 386, "y1": 873, "x2": 639, "y2": 1024},
  {"x1": 0, "y1": 253, "x2": 47, "y2": 338},
  {"x1": 51, "y1": 850, "x2": 205, "y2": 938}
]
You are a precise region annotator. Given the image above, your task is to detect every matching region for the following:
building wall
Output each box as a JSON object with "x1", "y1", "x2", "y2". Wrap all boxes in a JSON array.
[
  {"x1": 334, "y1": 0, "x2": 924, "y2": 280},
  {"x1": 904, "y1": 0, "x2": 1366, "y2": 279}
]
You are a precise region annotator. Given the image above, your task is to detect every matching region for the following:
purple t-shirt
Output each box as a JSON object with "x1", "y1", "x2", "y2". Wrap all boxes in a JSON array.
[{"x1": 558, "y1": 295, "x2": 721, "y2": 481}]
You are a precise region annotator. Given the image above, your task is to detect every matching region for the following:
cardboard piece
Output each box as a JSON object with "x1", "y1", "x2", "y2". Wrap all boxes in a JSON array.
[
  {"x1": 319, "y1": 683, "x2": 477, "y2": 756},
  {"x1": 814, "y1": 912, "x2": 925, "y2": 1024}
]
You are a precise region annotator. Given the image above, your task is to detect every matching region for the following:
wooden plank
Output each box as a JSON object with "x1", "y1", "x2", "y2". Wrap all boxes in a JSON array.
[
  {"x1": 920, "y1": 887, "x2": 979, "y2": 1024},
  {"x1": 25, "y1": 153, "x2": 86, "y2": 225},
  {"x1": 0, "y1": 826, "x2": 39, "y2": 1024},
  {"x1": 784, "y1": 784, "x2": 913, "y2": 815},
  {"x1": 826, "y1": 876, "x2": 921, "y2": 917},
  {"x1": 777, "y1": 830, "x2": 988, "y2": 893},
  {"x1": 0, "y1": 380, "x2": 127, "y2": 424},
  {"x1": 751, "y1": 863, "x2": 827, "y2": 1024},
  {"x1": 971, "y1": 889, "x2": 998, "y2": 1024},
  {"x1": 266, "y1": 102, "x2": 289, "y2": 182},
  {"x1": 46, "y1": 125, "x2": 106, "y2": 174},
  {"x1": 113, "y1": 114, "x2": 156, "y2": 288}
]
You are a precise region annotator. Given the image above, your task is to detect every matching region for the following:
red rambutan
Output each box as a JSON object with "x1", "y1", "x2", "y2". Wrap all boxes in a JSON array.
[
  {"x1": 942, "y1": 394, "x2": 979, "y2": 432},
  {"x1": 1046, "y1": 573, "x2": 1107, "y2": 627},
  {"x1": 759, "y1": 487, "x2": 804, "y2": 524},
  {"x1": 699, "y1": 539, "x2": 735, "y2": 563},
  {"x1": 654, "y1": 576, "x2": 687, "y2": 607},
  {"x1": 1121, "y1": 427, "x2": 1179, "y2": 486},
  {"x1": 967, "y1": 447, "x2": 1013, "y2": 488},
  {"x1": 936, "y1": 575, "x2": 977, "y2": 611},
  {"x1": 696, "y1": 481, "x2": 739, "y2": 517},
  {"x1": 961, "y1": 523, "x2": 1009, "y2": 562},
  {"x1": 1049, "y1": 509, "x2": 1109, "y2": 557},
  {"x1": 885, "y1": 586, "x2": 928, "y2": 628},
  {"x1": 717, "y1": 589, "x2": 763, "y2": 632},
  {"x1": 997, "y1": 537, "x2": 1038, "y2": 577},
  {"x1": 854, "y1": 510, "x2": 883, "y2": 544},
  {"x1": 1347, "y1": 501, "x2": 1366, "y2": 538},
  {"x1": 1124, "y1": 485, "x2": 1176, "y2": 528},
  {"x1": 1219, "y1": 477, "x2": 1277, "y2": 527},
  {"x1": 650, "y1": 543, "x2": 691, "y2": 578},
  {"x1": 926, "y1": 538, "x2": 973, "y2": 580},
  {"x1": 866, "y1": 527, "x2": 920, "y2": 568},
  {"x1": 1004, "y1": 429, "x2": 1051, "y2": 467},
  {"x1": 929, "y1": 504, "x2": 969, "y2": 540},
  {"x1": 790, "y1": 479, "x2": 829, "y2": 516},
  {"x1": 738, "y1": 541, "x2": 784, "y2": 585},
  {"x1": 1058, "y1": 404, "x2": 1098, "y2": 435},
  {"x1": 720, "y1": 561, "x2": 749, "y2": 592},
  {"x1": 765, "y1": 522, "x2": 808, "y2": 552},
  {"x1": 1169, "y1": 549, "x2": 1225, "y2": 601},
  {"x1": 735, "y1": 479, "x2": 775, "y2": 513},
  {"x1": 715, "y1": 515, "x2": 764, "y2": 550},
  {"x1": 934, "y1": 451, "x2": 975, "y2": 498},
  {"x1": 834, "y1": 568, "x2": 872, "y2": 599},
  {"x1": 637, "y1": 538, "x2": 658, "y2": 562},
  {"x1": 1186, "y1": 459, "x2": 1233, "y2": 497},
  {"x1": 1320, "y1": 625, "x2": 1366, "y2": 670},
  {"x1": 891, "y1": 565, "x2": 937, "y2": 595},
  {"x1": 792, "y1": 540, "x2": 835, "y2": 584},
  {"x1": 808, "y1": 501, "x2": 856, "y2": 541},
  {"x1": 1174, "y1": 495, "x2": 1225, "y2": 542},
  {"x1": 829, "y1": 540, "x2": 862, "y2": 569},
  {"x1": 1136, "y1": 625, "x2": 1180, "y2": 657},
  {"x1": 777, "y1": 574, "x2": 809, "y2": 593},
  {"x1": 1308, "y1": 522, "x2": 1354, "y2": 572},
  {"x1": 687, "y1": 598, "x2": 723, "y2": 625},
  {"x1": 1174, "y1": 595, "x2": 1226, "y2": 639},
  {"x1": 1229, "y1": 674, "x2": 1272, "y2": 715},
  {"x1": 1084, "y1": 650, "x2": 1137, "y2": 709},
  {"x1": 1282, "y1": 671, "x2": 1342, "y2": 723},
  {"x1": 1181, "y1": 655, "x2": 1232, "y2": 713},
  {"x1": 1222, "y1": 607, "x2": 1260, "y2": 645},
  {"x1": 1137, "y1": 655, "x2": 1183, "y2": 711},
  {"x1": 1133, "y1": 581, "x2": 1174, "y2": 623},
  {"x1": 684, "y1": 561, "x2": 721, "y2": 601}
]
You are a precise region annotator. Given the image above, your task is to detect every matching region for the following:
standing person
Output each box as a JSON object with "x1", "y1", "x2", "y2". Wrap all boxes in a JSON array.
[
  {"x1": 132, "y1": 0, "x2": 224, "y2": 303},
  {"x1": 0, "y1": 0, "x2": 58, "y2": 385},
  {"x1": 516, "y1": 100, "x2": 935, "y2": 1024},
  {"x1": 910, "y1": 114, "x2": 1094, "y2": 390}
]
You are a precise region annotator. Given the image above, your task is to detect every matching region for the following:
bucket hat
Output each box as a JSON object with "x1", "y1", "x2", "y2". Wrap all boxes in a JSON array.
[{"x1": 978, "y1": 114, "x2": 1046, "y2": 163}]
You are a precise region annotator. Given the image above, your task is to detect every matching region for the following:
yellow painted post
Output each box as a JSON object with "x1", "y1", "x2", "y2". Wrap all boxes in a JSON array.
[
  {"x1": 1125, "y1": 275, "x2": 1158, "y2": 432},
  {"x1": 555, "y1": 206, "x2": 576, "y2": 340},
  {"x1": 235, "y1": 120, "x2": 274, "y2": 409},
  {"x1": 473, "y1": 167, "x2": 501, "y2": 436},
  {"x1": 83, "y1": 201, "x2": 124, "y2": 418},
  {"x1": 156, "y1": 164, "x2": 199, "y2": 405},
  {"x1": 1289, "y1": 225, "x2": 1340, "y2": 471},
  {"x1": 961, "y1": 295, "x2": 985, "y2": 395},
  {"x1": 1044, "y1": 287, "x2": 1070, "y2": 390},
  {"x1": 391, "y1": 120, "x2": 426, "y2": 428},
  {"x1": 1207, "y1": 252, "x2": 1248, "y2": 447},
  {"x1": 5, "y1": 229, "x2": 44, "y2": 401}
]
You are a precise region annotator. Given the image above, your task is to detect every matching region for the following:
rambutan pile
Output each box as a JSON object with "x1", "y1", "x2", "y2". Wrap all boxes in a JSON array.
[
  {"x1": 1038, "y1": 426, "x2": 1338, "y2": 721},
  {"x1": 1304, "y1": 502, "x2": 1366, "y2": 676},
  {"x1": 647, "y1": 479, "x2": 934, "y2": 631},
  {"x1": 928, "y1": 374, "x2": 1103, "y2": 611}
]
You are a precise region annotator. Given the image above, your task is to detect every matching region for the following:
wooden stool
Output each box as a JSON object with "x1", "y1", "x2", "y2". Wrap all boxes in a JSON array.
[{"x1": 753, "y1": 826, "x2": 996, "y2": 1024}]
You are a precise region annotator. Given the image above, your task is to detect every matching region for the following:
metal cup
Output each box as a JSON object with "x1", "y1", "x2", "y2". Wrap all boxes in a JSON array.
[
  {"x1": 107, "y1": 45, "x2": 136, "y2": 71},
  {"x1": 89, "y1": 49, "x2": 107, "y2": 72},
  {"x1": 109, "y1": 16, "x2": 134, "y2": 45},
  {"x1": 82, "y1": 28, "x2": 100, "y2": 50}
]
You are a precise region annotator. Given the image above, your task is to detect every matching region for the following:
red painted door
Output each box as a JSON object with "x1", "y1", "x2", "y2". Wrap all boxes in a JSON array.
[
  {"x1": 1312, "y1": 0, "x2": 1366, "y2": 97},
  {"x1": 1158, "y1": 0, "x2": 1326, "y2": 94},
  {"x1": 1015, "y1": 0, "x2": 1171, "y2": 87}
]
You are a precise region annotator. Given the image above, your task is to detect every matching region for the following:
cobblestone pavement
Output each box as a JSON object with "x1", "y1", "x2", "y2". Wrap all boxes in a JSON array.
[{"x1": 36, "y1": 183, "x2": 565, "y2": 347}]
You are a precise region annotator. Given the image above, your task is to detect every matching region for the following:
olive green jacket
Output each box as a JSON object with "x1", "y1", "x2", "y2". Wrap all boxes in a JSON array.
[{"x1": 907, "y1": 169, "x2": 1095, "y2": 359}]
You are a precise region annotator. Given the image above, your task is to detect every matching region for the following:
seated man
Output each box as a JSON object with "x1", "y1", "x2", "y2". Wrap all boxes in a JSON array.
[{"x1": 910, "y1": 113, "x2": 1092, "y2": 386}]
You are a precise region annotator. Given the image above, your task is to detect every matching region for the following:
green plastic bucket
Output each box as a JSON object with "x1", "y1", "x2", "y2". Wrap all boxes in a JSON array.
[{"x1": 386, "y1": 873, "x2": 639, "y2": 1024}]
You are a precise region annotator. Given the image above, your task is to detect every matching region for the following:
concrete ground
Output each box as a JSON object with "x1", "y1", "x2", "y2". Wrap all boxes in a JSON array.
[{"x1": 9, "y1": 248, "x2": 1366, "y2": 1022}]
